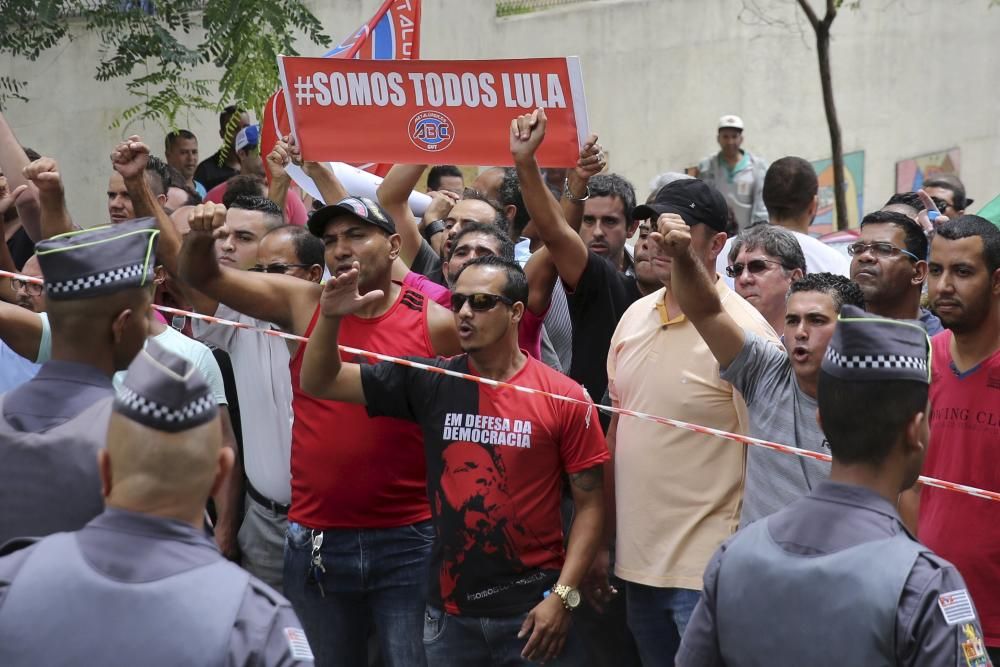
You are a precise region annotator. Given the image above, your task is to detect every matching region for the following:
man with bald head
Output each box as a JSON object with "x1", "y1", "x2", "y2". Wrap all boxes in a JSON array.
[{"x1": 0, "y1": 341, "x2": 312, "y2": 666}]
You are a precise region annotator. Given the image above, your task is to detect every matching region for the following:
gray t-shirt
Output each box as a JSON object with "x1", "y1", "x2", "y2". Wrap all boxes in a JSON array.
[{"x1": 720, "y1": 331, "x2": 830, "y2": 526}]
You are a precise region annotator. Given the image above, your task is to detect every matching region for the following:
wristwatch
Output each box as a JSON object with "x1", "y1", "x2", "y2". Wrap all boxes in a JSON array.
[
  {"x1": 561, "y1": 178, "x2": 590, "y2": 202},
  {"x1": 423, "y1": 219, "x2": 446, "y2": 240},
  {"x1": 551, "y1": 584, "x2": 582, "y2": 611}
]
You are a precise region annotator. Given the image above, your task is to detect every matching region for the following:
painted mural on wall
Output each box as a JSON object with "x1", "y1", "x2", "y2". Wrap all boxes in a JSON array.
[
  {"x1": 810, "y1": 150, "x2": 865, "y2": 234},
  {"x1": 895, "y1": 148, "x2": 961, "y2": 193}
]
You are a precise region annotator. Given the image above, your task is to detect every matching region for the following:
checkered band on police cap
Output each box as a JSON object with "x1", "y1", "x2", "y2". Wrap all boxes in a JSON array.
[
  {"x1": 36, "y1": 218, "x2": 159, "y2": 301},
  {"x1": 821, "y1": 305, "x2": 930, "y2": 384},
  {"x1": 114, "y1": 339, "x2": 218, "y2": 433}
]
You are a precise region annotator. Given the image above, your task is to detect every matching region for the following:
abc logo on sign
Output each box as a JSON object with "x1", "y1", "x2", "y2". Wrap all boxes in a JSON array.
[{"x1": 408, "y1": 111, "x2": 455, "y2": 153}]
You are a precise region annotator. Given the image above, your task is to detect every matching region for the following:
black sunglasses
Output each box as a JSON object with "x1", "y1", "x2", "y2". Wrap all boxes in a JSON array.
[
  {"x1": 249, "y1": 263, "x2": 312, "y2": 274},
  {"x1": 450, "y1": 292, "x2": 514, "y2": 313},
  {"x1": 725, "y1": 258, "x2": 787, "y2": 278}
]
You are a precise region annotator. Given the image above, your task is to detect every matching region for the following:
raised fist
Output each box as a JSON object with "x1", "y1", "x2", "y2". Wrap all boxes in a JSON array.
[
  {"x1": 22, "y1": 157, "x2": 64, "y2": 194},
  {"x1": 187, "y1": 202, "x2": 227, "y2": 236},
  {"x1": 110, "y1": 135, "x2": 150, "y2": 181}
]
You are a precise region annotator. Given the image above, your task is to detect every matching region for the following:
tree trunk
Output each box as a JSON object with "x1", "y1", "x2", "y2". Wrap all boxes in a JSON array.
[{"x1": 814, "y1": 24, "x2": 849, "y2": 230}]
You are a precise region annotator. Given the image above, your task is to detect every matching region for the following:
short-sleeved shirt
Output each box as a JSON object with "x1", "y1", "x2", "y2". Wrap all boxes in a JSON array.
[
  {"x1": 409, "y1": 238, "x2": 446, "y2": 286},
  {"x1": 720, "y1": 330, "x2": 831, "y2": 526},
  {"x1": 0, "y1": 340, "x2": 39, "y2": 395},
  {"x1": 194, "y1": 305, "x2": 293, "y2": 505},
  {"x1": 678, "y1": 481, "x2": 989, "y2": 666},
  {"x1": 194, "y1": 152, "x2": 238, "y2": 192},
  {"x1": 361, "y1": 353, "x2": 608, "y2": 617},
  {"x1": 920, "y1": 330, "x2": 1000, "y2": 646},
  {"x1": 566, "y1": 250, "x2": 641, "y2": 403},
  {"x1": 608, "y1": 281, "x2": 777, "y2": 590}
]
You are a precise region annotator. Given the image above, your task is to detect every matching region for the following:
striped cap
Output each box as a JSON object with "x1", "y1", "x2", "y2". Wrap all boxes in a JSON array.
[
  {"x1": 821, "y1": 305, "x2": 930, "y2": 384},
  {"x1": 114, "y1": 339, "x2": 218, "y2": 433},
  {"x1": 36, "y1": 218, "x2": 159, "y2": 300}
]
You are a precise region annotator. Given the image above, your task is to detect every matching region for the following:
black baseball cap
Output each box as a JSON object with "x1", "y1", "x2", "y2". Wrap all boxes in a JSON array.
[
  {"x1": 307, "y1": 196, "x2": 396, "y2": 238},
  {"x1": 633, "y1": 179, "x2": 729, "y2": 232}
]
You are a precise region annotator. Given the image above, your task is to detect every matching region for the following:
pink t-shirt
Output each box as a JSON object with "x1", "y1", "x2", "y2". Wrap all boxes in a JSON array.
[
  {"x1": 400, "y1": 272, "x2": 546, "y2": 360},
  {"x1": 204, "y1": 182, "x2": 308, "y2": 226}
]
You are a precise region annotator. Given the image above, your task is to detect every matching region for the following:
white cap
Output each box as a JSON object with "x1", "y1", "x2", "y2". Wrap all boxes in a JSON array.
[{"x1": 718, "y1": 115, "x2": 744, "y2": 131}]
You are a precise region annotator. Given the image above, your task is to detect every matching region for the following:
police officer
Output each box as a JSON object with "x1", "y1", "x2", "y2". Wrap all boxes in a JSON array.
[
  {"x1": 0, "y1": 217, "x2": 158, "y2": 544},
  {"x1": 676, "y1": 305, "x2": 992, "y2": 667},
  {"x1": 0, "y1": 340, "x2": 313, "y2": 666}
]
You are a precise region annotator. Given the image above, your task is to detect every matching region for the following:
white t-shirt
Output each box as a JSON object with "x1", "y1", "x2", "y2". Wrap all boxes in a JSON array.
[
  {"x1": 717, "y1": 229, "x2": 851, "y2": 289},
  {"x1": 36, "y1": 315, "x2": 228, "y2": 406},
  {"x1": 193, "y1": 304, "x2": 294, "y2": 504}
]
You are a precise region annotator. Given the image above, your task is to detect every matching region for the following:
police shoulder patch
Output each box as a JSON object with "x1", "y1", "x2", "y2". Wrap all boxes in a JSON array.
[
  {"x1": 284, "y1": 627, "x2": 314, "y2": 661},
  {"x1": 938, "y1": 589, "x2": 976, "y2": 625}
]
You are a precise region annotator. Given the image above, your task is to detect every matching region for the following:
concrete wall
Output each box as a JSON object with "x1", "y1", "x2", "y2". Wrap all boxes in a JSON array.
[{"x1": 3, "y1": 0, "x2": 999, "y2": 226}]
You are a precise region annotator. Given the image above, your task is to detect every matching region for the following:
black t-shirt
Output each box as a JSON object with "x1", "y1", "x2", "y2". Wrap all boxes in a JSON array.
[
  {"x1": 565, "y1": 251, "x2": 641, "y2": 406},
  {"x1": 360, "y1": 353, "x2": 608, "y2": 617},
  {"x1": 6, "y1": 227, "x2": 34, "y2": 270},
  {"x1": 410, "y1": 238, "x2": 446, "y2": 286},
  {"x1": 194, "y1": 152, "x2": 238, "y2": 192}
]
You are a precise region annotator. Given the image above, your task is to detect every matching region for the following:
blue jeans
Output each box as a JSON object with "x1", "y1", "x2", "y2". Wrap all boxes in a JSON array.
[
  {"x1": 625, "y1": 583, "x2": 701, "y2": 667},
  {"x1": 423, "y1": 604, "x2": 587, "y2": 666},
  {"x1": 284, "y1": 520, "x2": 434, "y2": 667}
]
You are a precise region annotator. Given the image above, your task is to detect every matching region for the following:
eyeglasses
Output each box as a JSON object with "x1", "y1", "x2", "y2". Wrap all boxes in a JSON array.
[
  {"x1": 847, "y1": 242, "x2": 919, "y2": 262},
  {"x1": 725, "y1": 258, "x2": 787, "y2": 279},
  {"x1": 449, "y1": 292, "x2": 514, "y2": 313},
  {"x1": 10, "y1": 278, "x2": 43, "y2": 296},
  {"x1": 249, "y1": 263, "x2": 312, "y2": 274}
]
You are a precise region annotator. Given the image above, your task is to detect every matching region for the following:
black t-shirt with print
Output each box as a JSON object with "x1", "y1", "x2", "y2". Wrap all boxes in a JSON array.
[{"x1": 360, "y1": 353, "x2": 608, "y2": 617}]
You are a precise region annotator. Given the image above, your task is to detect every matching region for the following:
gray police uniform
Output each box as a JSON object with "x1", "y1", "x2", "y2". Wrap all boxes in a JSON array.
[
  {"x1": 0, "y1": 508, "x2": 312, "y2": 667},
  {"x1": 0, "y1": 366, "x2": 111, "y2": 544},
  {"x1": 677, "y1": 307, "x2": 992, "y2": 667},
  {"x1": 0, "y1": 218, "x2": 162, "y2": 544},
  {"x1": 678, "y1": 481, "x2": 989, "y2": 666}
]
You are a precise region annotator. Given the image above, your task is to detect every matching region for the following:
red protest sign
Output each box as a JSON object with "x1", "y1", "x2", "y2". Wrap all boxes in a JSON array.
[{"x1": 277, "y1": 57, "x2": 589, "y2": 167}]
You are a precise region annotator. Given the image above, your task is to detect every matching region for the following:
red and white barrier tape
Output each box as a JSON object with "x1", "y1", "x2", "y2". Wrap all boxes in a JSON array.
[{"x1": 4, "y1": 269, "x2": 998, "y2": 503}]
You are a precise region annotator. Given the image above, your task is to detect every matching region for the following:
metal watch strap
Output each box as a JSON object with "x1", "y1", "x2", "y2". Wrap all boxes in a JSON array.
[{"x1": 562, "y1": 178, "x2": 590, "y2": 202}]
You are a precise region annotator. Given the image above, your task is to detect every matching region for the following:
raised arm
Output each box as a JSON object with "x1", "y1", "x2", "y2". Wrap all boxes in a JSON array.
[
  {"x1": 376, "y1": 164, "x2": 427, "y2": 266},
  {"x1": 0, "y1": 300, "x2": 43, "y2": 361},
  {"x1": 111, "y1": 136, "x2": 221, "y2": 316},
  {"x1": 523, "y1": 140, "x2": 605, "y2": 315},
  {"x1": 650, "y1": 216, "x2": 745, "y2": 368},
  {"x1": 298, "y1": 262, "x2": 376, "y2": 403},
  {"x1": 510, "y1": 109, "x2": 597, "y2": 291},
  {"x1": 178, "y1": 202, "x2": 320, "y2": 332},
  {"x1": 0, "y1": 111, "x2": 41, "y2": 241},
  {"x1": 21, "y1": 158, "x2": 73, "y2": 238}
]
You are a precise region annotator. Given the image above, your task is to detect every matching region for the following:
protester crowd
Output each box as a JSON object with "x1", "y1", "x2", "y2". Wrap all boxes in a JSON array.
[{"x1": 0, "y1": 100, "x2": 997, "y2": 667}]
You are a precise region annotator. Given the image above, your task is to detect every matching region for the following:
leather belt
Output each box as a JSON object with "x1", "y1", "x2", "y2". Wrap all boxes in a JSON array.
[{"x1": 247, "y1": 482, "x2": 290, "y2": 516}]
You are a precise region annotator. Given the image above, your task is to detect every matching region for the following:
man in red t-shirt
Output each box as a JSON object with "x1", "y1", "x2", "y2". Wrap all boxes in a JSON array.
[
  {"x1": 919, "y1": 215, "x2": 1000, "y2": 661},
  {"x1": 179, "y1": 196, "x2": 461, "y2": 667},
  {"x1": 300, "y1": 255, "x2": 608, "y2": 666}
]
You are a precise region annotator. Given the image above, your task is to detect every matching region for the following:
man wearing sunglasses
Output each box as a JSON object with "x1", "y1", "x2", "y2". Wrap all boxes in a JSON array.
[
  {"x1": 300, "y1": 255, "x2": 608, "y2": 666},
  {"x1": 849, "y1": 210, "x2": 943, "y2": 335},
  {"x1": 725, "y1": 224, "x2": 807, "y2": 333}
]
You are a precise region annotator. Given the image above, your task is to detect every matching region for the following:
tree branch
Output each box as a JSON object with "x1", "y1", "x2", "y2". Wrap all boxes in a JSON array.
[{"x1": 795, "y1": 0, "x2": 821, "y2": 28}]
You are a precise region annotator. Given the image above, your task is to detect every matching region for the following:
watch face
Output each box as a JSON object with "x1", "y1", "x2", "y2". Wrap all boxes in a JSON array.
[{"x1": 566, "y1": 589, "x2": 582, "y2": 608}]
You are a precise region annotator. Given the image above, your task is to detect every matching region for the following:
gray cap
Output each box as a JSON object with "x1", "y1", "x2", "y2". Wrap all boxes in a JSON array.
[
  {"x1": 114, "y1": 339, "x2": 218, "y2": 433},
  {"x1": 36, "y1": 218, "x2": 159, "y2": 300},
  {"x1": 821, "y1": 305, "x2": 930, "y2": 384}
]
